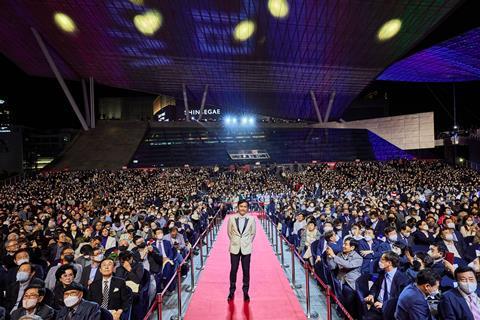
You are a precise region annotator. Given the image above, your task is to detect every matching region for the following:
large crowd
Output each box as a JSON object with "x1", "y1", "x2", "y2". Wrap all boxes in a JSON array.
[{"x1": 0, "y1": 160, "x2": 480, "y2": 320}]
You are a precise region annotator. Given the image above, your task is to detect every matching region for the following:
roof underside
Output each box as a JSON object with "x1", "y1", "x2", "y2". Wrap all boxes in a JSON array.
[{"x1": 0, "y1": 0, "x2": 463, "y2": 119}]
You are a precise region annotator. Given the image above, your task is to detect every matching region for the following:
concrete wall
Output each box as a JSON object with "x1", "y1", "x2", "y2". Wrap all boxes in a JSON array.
[{"x1": 318, "y1": 112, "x2": 435, "y2": 150}]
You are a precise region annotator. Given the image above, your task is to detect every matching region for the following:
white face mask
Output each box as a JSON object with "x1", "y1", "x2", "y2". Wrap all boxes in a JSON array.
[
  {"x1": 364, "y1": 235, "x2": 373, "y2": 242},
  {"x1": 16, "y1": 271, "x2": 30, "y2": 283},
  {"x1": 392, "y1": 247, "x2": 402, "y2": 255},
  {"x1": 92, "y1": 254, "x2": 104, "y2": 262},
  {"x1": 444, "y1": 234, "x2": 454, "y2": 241},
  {"x1": 16, "y1": 258, "x2": 29, "y2": 266},
  {"x1": 323, "y1": 226, "x2": 333, "y2": 233},
  {"x1": 64, "y1": 295, "x2": 80, "y2": 307},
  {"x1": 446, "y1": 223, "x2": 455, "y2": 229},
  {"x1": 458, "y1": 281, "x2": 477, "y2": 295},
  {"x1": 22, "y1": 298, "x2": 38, "y2": 309}
]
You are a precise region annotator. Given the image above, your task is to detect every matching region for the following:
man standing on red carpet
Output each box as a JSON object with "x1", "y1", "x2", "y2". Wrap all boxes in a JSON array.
[{"x1": 227, "y1": 200, "x2": 256, "y2": 302}]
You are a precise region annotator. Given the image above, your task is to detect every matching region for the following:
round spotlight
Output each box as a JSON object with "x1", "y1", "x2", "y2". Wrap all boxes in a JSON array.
[
  {"x1": 248, "y1": 117, "x2": 255, "y2": 124},
  {"x1": 134, "y1": 9, "x2": 163, "y2": 36},
  {"x1": 232, "y1": 117, "x2": 238, "y2": 124},
  {"x1": 53, "y1": 12, "x2": 77, "y2": 33},
  {"x1": 268, "y1": 0, "x2": 289, "y2": 19},
  {"x1": 234, "y1": 20, "x2": 256, "y2": 42},
  {"x1": 241, "y1": 117, "x2": 248, "y2": 125},
  {"x1": 377, "y1": 19, "x2": 402, "y2": 41},
  {"x1": 225, "y1": 117, "x2": 231, "y2": 125}
]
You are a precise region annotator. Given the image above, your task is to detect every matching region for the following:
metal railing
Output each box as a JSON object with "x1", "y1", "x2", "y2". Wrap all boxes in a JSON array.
[
  {"x1": 260, "y1": 211, "x2": 353, "y2": 320},
  {"x1": 143, "y1": 208, "x2": 224, "y2": 320}
]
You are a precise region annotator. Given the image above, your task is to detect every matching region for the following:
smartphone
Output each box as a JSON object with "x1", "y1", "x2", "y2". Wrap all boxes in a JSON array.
[{"x1": 445, "y1": 252, "x2": 454, "y2": 264}]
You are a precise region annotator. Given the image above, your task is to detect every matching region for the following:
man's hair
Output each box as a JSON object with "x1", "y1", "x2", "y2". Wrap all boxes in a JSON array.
[
  {"x1": 345, "y1": 238, "x2": 358, "y2": 251},
  {"x1": 237, "y1": 199, "x2": 249, "y2": 207},
  {"x1": 416, "y1": 268, "x2": 440, "y2": 286},
  {"x1": 60, "y1": 245, "x2": 74, "y2": 255},
  {"x1": 382, "y1": 251, "x2": 400, "y2": 267},
  {"x1": 384, "y1": 226, "x2": 396, "y2": 235},
  {"x1": 454, "y1": 266, "x2": 476, "y2": 280},
  {"x1": 25, "y1": 283, "x2": 46, "y2": 297},
  {"x1": 431, "y1": 243, "x2": 448, "y2": 257},
  {"x1": 14, "y1": 248, "x2": 30, "y2": 259},
  {"x1": 324, "y1": 230, "x2": 336, "y2": 241},
  {"x1": 118, "y1": 251, "x2": 133, "y2": 263}
]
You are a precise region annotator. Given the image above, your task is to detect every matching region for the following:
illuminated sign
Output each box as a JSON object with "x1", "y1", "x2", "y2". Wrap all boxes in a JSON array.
[{"x1": 228, "y1": 149, "x2": 270, "y2": 160}]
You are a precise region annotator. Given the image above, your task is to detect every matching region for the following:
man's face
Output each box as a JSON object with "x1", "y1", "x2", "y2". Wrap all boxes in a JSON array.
[
  {"x1": 15, "y1": 251, "x2": 29, "y2": 264},
  {"x1": 23, "y1": 288, "x2": 42, "y2": 306},
  {"x1": 64, "y1": 289, "x2": 83, "y2": 302},
  {"x1": 238, "y1": 202, "x2": 248, "y2": 215},
  {"x1": 342, "y1": 240, "x2": 354, "y2": 254},
  {"x1": 100, "y1": 259, "x2": 114, "y2": 277},
  {"x1": 6, "y1": 241, "x2": 19, "y2": 254}
]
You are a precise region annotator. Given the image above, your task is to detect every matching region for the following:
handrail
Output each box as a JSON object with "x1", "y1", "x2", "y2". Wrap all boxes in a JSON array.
[
  {"x1": 262, "y1": 212, "x2": 354, "y2": 320},
  {"x1": 143, "y1": 206, "x2": 223, "y2": 320}
]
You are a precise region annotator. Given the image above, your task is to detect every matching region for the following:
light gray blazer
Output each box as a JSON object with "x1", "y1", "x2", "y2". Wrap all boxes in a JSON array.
[
  {"x1": 227, "y1": 213, "x2": 256, "y2": 255},
  {"x1": 327, "y1": 250, "x2": 363, "y2": 290}
]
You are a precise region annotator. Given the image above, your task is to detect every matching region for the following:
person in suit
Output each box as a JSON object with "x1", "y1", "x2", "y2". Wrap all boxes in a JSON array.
[
  {"x1": 395, "y1": 268, "x2": 441, "y2": 320},
  {"x1": 45, "y1": 246, "x2": 83, "y2": 290},
  {"x1": 87, "y1": 258, "x2": 132, "y2": 320},
  {"x1": 367, "y1": 210, "x2": 386, "y2": 237},
  {"x1": 4, "y1": 262, "x2": 45, "y2": 314},
  {"x1": 359, "y1": 227, "x2": 383, "y2": 274},
  {"x1": 364, "y1": 251, "x2": 411, "y2": 319},
  {"x1": 10, "y1": 284, "x2": 55, "y2": 320},
  {"x1": 56, "y1": 282, "x2": 101, "y2": 320},
  {"x1": 227, "y1": 200, "x2": 256, "y2": 302},
  {"x1": 413, "y1": 221, "x2": 435, "y2": 252},
  {"x1": 79, "y1": 248, "x2": 102, "y2": 288},
  {"x1": 52, "y1": 264, "x2": 78, "y2": 310},
  {"x1": 438, "y1": 266, "x2": 480, "y2": 320}
]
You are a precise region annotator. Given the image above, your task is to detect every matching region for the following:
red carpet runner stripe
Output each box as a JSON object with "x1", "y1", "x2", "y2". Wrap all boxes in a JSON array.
[{"x1": 184, "y1": 213, "x2": 306, "y2": 320}]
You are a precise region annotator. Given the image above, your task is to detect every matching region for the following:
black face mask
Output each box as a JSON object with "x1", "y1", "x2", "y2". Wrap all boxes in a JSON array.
[
  {"x1": 118, "y1": 245, "x2": 128, "y2": 252},
  {"x1": 412, "y1": 260, "x2": 422, "y2": 271},
  {"x1": 64, "y1": 254, "x2": 75, "y2": 263},
  {"x1": 137, "y1": 243, "x2": 146, "y2": 249}
]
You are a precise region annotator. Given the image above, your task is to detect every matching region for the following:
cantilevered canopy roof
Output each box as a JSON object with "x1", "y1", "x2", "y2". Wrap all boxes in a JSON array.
[
  {"x1": 379, "y1": 27, "x2": 480, "y2": 82},
  {"x1": 0, "y1": 0, "x2": 464, "y2": 120}
]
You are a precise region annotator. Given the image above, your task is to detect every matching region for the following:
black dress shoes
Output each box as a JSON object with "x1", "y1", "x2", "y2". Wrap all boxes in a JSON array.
[
  {"x1": 243, "y1": 293, "x2": 250, "y2": 301},
  {"x1": 227, "y1": 293, "x2": 234, "y2": 301}
]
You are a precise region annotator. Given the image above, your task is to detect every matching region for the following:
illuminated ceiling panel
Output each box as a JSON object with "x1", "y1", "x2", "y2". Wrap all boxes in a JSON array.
[
  {"x1": 379, "y1": 27, "x2": 480, "y2": 82},
  {"x1": 0, "y1": 0, "x2": 463, "y2": 120}
]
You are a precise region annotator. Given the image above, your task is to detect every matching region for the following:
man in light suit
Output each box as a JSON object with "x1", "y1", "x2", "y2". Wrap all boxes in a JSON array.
[
  {"x1": 227, "y1": 200, "x2": 256, "y2": 302},
  {"x1": 395, "y1": 268, "x2": 440, "y2": 320}
]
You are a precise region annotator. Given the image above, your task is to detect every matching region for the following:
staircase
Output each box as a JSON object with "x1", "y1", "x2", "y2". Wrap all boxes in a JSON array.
[{"x1": 53, "y1": 120, "x2": 148, "y2": 170}]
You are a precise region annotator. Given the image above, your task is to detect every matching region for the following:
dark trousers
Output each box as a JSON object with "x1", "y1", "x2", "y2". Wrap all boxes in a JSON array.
[{"x1": 229, "y1": 252, "x2": 251, "y2": 294}]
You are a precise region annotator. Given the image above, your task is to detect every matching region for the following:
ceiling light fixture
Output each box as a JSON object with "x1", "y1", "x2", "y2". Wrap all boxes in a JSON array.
[{"x1": 377, "y1": 19, "x2": 402, "y2": 41}]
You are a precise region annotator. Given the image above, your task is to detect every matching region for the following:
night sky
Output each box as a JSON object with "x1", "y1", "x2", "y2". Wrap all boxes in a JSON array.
[{"x1": 1, "y1": 0, "x2": 479, "y2": 133}]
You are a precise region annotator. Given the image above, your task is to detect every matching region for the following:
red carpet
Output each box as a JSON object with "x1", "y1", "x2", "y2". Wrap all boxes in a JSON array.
[{"x1": 184, "y1": 213, "x2": 306, "y2": 320}]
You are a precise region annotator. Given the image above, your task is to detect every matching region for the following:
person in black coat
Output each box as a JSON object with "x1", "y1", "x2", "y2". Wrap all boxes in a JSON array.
[
  {"x1": 56, "y1": 282, "x2": 101, "y2": 320},
  {"x1": 364, "y1": 251, "x2": 411, "y2": 320},
  {"x1": 87, "y1": 258, "x2": 132, "y2": 320},
  {"x1": 10, "y1": 284, "x2": 55, "y2": 320}
]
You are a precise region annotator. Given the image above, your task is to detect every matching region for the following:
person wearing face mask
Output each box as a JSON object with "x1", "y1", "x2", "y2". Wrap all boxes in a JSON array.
[
  {"x1": 52, "y1": 264, "x2": 78, "y2": 309},
  {"x1": 399, "y1": 224, "x2": 413, "y2": 246},
  {"x1": 359, "y1": 227, "x2": 383, "y2": 274},
  {"x1": 413, "y1": 220, "x2": 435, "y2": 253},
  {"x1": 364, "y1": 252, "x2": 410, "y2": 320},
  {"x1": 5, "y1": 262, "x2": 44, "y2": 314},
  {"x1": 10, "y1": 284, "x2": 55, "y2": 320},
  {"x1": 368, "y1": 211, "x2": 387, "y2": 237},
  {"x1": 395, "y1": 268, "x2": 441, "y2": 320},
  {"x1": 45, "y1": 246, "x2": 83, "y2": 291},
  {"x1": 460, "y1": 215, "x2": 477, "y2": 238},
  {"x1": 438, "y1": 266, "x2": 480, "y2": 320},
  {"x1": 56, "y1": 282, "x2": 100, "y2": 320},
  {"x1": 439, "y1": 227, "x2": 465, "y2": 262},
  {"x1": 378, "y1": 227, "x2": 403, "y2": 254},
  {"x1": 79, "y1": 248, "x2": 103, "y2": 288},
  {"x1": 5, "y1": 249, "x2": 45, "y2": 285}
]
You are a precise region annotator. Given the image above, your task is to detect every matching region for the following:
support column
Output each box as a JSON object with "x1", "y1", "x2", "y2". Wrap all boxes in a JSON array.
[
  {"x1": 81, "y1": 79, "x2": 91, "y2": 128},
  {"x1": 31, "y1": 27, "x2": 89, "y2": 131},
  {"x1": 197, "y1": 84, "x2": 209, "y2": 121},
  {"x1": 323, "y1": 91, "x2": 336, "y2": 123},
  {"x1": 310, "y1": 90, "x2": 323, "y2": 124},
  {"x1": 182, "y1": 83, "x2": 190, "y2": 122},
  {"x1": 89, "y1": 77, "x2": 95, "y2": 128}
]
